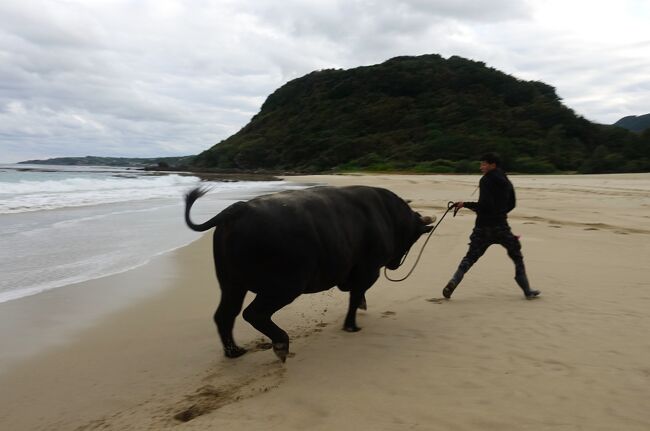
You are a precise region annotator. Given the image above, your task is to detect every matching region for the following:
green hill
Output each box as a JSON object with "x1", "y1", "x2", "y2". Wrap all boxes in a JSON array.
[
  {"x1": 193, "y1": 54, "x2": 650, "y2": 173},
  {"x1": 614, "y1": 114, "x2": 650, "y2": 133}
]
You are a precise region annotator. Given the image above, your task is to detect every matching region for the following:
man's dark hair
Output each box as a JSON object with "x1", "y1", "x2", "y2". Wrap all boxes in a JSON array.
[{"x1": 480, "y1": 152, "x2": 501, "y2": 167}]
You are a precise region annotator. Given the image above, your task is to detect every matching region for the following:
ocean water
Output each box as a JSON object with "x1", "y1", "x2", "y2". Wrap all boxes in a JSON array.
[{"x1": 0, "y1": 164, "x2": 307, "y2": 303}]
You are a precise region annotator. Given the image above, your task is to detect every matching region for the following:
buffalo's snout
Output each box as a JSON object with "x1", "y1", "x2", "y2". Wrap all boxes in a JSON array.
[
  {"x1": 419, "y1": 214, "x2": 435, "y2": 234},
  {"x1": 416, "y1": 213, "x2": 436, "y2": 235}
]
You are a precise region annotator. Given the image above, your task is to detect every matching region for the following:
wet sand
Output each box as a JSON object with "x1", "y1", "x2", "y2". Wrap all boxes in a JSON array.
[{"x1": 1, "y1": 173, "x2": 649, "y2": 430}]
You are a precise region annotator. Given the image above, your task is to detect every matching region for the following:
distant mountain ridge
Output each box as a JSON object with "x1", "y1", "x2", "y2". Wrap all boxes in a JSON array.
[
  {"x1": 18, "y1": 155, "x2": 194, "y2": 168},
  {"x1": 614, "y1": 114, "x2": 650, "y2": 132},
  {"x1": 192, "y1": 54, "x2": 650, "y2": 173}
]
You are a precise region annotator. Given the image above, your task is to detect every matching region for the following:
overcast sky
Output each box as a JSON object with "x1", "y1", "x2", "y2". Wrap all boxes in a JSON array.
[{"x1": 1, "y1": 0, "x2": 648, "y2": 163}]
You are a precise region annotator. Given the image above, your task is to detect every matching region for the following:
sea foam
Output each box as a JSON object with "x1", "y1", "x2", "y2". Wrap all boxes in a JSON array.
[{"x1": 0, "y1": 174, "x2": 292, "y2": 214}]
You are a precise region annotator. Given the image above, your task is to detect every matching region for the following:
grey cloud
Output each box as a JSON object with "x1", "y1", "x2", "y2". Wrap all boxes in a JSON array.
[
  {"x1": 401, "y1": 0, "x2": 532, "y2": 21},
  {"x1": 0, "y1": 0, "x2": 647, "y2": 162}
]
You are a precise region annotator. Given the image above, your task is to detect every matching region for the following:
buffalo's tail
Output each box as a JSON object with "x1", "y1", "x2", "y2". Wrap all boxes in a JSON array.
[{"x1": 185, "y1": 186, "x2": 220, "y2": 232}]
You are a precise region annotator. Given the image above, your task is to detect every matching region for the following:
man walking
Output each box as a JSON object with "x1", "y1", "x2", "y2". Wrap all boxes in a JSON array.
[{"x1": 443, "y1": 153, "x2": 540, "y2": 299}]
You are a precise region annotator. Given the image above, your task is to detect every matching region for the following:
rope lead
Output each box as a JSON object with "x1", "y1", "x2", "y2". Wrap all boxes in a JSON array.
[{"x1": 384, "y1": 201, "x2": 456, "y2": 282}]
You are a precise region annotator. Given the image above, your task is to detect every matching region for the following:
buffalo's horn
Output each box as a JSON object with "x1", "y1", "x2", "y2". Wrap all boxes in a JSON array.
[{"x1": 421, "y1": 215, "x2": 435, "y2": 225}]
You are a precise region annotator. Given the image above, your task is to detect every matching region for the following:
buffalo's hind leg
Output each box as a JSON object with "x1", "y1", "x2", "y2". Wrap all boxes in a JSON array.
[
  {"x1": 242, "y1": 294, "x2": 298, "y2": 363},
  {"x1": 214, "y1": 286, "x2": 248, "y2": 358}
]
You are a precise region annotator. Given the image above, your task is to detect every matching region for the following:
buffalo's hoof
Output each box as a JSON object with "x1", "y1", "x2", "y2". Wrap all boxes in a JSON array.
[
  {"x1": 224, "y1": 346, "x2": 247, "y2": 358},
  {"x1": 343, "y1": 325, "x2": 362, "y2": 332},
  {"x1": 273, "y1": 342, "x2": 289, "y2": 363}
]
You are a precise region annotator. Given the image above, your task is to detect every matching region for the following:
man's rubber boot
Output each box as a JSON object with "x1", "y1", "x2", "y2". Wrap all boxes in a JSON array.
[
  {"x1": 515, "y1": 273, "x2": 540, "y2": 299},
  {"x1": 443, "y1": 270, "x2": 464, "y2": 299}
]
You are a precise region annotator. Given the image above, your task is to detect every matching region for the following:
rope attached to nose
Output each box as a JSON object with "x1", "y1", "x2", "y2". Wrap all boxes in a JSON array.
[{"x1": 384, "y1": 201, "x2": 457, "y2": 282}]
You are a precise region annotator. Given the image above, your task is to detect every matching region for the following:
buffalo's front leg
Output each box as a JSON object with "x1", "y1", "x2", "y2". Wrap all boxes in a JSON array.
[
  {"x1": 343, "y1": 290, "x2": 366, "y2": 332},
  {"x1": 242, "y1": 294, "x2": 298, "y2": 362},
  {"x1": 342, "y1": 268, "x2": 379, "y2": 332},
  {"x1": 214, "y1": 286, "x2": 248, "y2": 358}
]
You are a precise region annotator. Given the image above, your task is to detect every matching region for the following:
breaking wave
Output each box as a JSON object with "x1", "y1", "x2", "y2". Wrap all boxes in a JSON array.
[{"x1": 0, "y1": 174, "x2": 289, "y2": 214}]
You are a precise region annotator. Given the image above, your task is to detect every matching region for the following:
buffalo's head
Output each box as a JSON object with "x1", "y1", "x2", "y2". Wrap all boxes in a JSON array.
[{"x1": 385, "y1": 210, "x2": 435, "y2": 270}]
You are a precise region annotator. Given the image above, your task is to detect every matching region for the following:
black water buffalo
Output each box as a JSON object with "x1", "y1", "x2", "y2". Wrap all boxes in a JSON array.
[{"x1": 184, "y1": 185, "x2": 434, "y2": 362}]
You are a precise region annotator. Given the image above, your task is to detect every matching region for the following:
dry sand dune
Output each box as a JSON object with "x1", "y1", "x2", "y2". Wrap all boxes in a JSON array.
[{"x1": 1, "y1": 173, "x2": 649, "y2": 430}]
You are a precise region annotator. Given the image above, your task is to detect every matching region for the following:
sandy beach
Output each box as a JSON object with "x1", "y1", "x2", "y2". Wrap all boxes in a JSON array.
[{"x1": 1, "y1": 173, "x2": 649, "y2": 430}]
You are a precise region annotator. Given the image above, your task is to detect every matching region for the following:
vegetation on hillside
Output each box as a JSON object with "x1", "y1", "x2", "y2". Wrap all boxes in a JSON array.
[{"x1": 192, "y1": 54, "x2": 650, "y2": 174}]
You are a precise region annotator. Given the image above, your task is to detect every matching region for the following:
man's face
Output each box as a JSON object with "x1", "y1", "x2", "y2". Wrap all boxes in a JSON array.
[{"x1": 480, "y1": 161, "x2": 497, "y2": 174}]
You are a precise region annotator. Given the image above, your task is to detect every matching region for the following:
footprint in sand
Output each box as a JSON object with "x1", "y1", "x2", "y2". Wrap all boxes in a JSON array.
[
  {"x1": 173, "y1": 368, "x2": 285, "y2": 423},
  {"x1": 381, "y1": 311, "x2": 397, "y2": 317},
  {"x1": 584, "y1": 227, "x2": 599, "y2": 231},
  {"x1": 173, "y1": 385, "x2": 230, "y2": 423},
  {"x1": 549, "y1": 225, "x2": 562, "y2": 228},
  {"x1": 426, "y1": 298, "x2": 445, "y2": 304}
]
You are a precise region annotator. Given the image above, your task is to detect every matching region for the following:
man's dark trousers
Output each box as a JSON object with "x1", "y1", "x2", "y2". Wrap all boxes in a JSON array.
[{"x1": 457, "y1": 224, "x2": 525, "y2": 277}]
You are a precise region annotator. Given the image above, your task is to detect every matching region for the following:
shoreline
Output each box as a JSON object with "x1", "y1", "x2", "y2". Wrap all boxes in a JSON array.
[
  {"x1": 0, "y1": 233, "x2": 211, "y2": 373},
  {"x1": 0, "y1": 234, "x2": 200, "y2": 306},
  {"x1": 1, "y1": 173, "x2": 649, "y2": 430}
]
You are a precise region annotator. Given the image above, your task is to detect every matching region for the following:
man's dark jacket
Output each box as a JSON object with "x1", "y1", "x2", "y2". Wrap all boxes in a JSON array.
[{"x1": 464, "y1": 168, "x2": 516, "y2": 227}]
